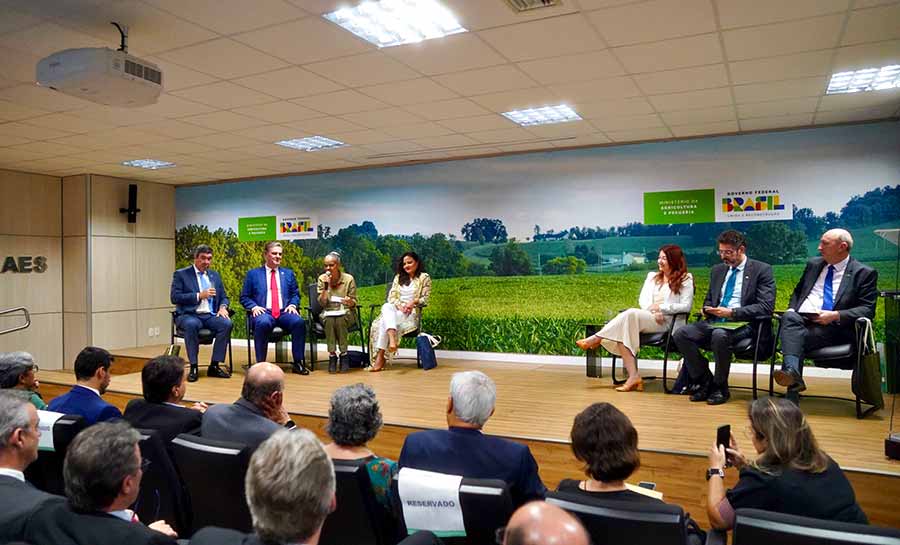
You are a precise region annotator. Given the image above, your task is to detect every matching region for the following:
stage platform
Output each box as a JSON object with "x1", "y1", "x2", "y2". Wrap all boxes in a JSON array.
[{"x1": 40, "y1": 344, "x2": 900, "y2": 529}]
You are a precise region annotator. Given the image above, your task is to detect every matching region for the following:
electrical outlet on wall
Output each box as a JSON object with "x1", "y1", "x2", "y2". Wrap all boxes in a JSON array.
[
  {"x1": 147, "y1": 327, "x2": 154, "y2": 337},
  {"x1": 153, "y1": 326, "x2": 160, "y2": 337}
]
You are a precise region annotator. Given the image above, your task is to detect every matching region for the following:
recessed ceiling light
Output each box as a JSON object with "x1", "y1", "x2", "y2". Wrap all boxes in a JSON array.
[
  {"x1": 501, "y1": 105, "x2": 583, "y2": 126},
  {"x1": 122, "y1": 159, "x2": 175, "y2": 169},
  {"x1": 826, "y1": 65, "x2": 900, "y2": 94},
  {"x1": 276, "y1": 136, "x2": 347, "y2": 151},
  {"x1": 324, "y1": 0, "x2": 467, "y2": 48}
]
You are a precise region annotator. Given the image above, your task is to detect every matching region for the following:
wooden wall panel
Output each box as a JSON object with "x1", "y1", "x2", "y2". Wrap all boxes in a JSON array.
[
  {"x1": 0, "y1": 169, "x2": 60, "y2": 236},
  {"x1": 62, "y1": 236, "x2": 86, "y2": 313},
  {"x1": 0, "y1": 235, "x2": 62, "y2": 315},
  {"x1": 90, "y1": 236, "x2": 135, "y2": 312},
  {"x1": 91, "y1": 310, "x2": 136, "y2": 350},
  {"x1": 63, "y1": 312, "x2": 87, "y2": 368},
  {"x1": 135, "y1": 181, "x2": 175, "y2": 239},
  {"x1": 136, "y1": 308, "x2": 173, "y2": 347},
  {"x1": 62, "y1": 174, "x2": 86, "y2": 236},
  {"x1": 135, "y1": 237, "x2": 175, "y2": 310},
  {"x1": 90, "y1": 175, "x2": 137, "y2": 238},
  {"x1": 0, "y1": 313, "x2": 63, "y2": 369}
]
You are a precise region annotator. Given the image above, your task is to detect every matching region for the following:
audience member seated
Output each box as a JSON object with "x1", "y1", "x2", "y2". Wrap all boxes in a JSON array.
[
  {"x1": 322, "y1": 383, "x2": 396, "y2": 508},
  {"x1": 47, "y1": 347, "x2": 122, "y2": 425},
  {"x1": 706, "y1": 397, "x2": 867, "y2": 531},
  {"x1": 123, "y1": 355, "x2": 206, "y2": 443},
  {"x1": 500, "y1": 501, "x2": 590, "y2": 545},
  {"x1": 24, "y1": 421, "x2": 177, "y2": 545},
  {"x1": 398, "y1": 370, "x2": 547, "y2": 506},
  {"x1": 0, "y1": 351, "x2": 46, "y2": 409},
  {"x1": 576, "y1": 244, "x2": 694, "y2": 392},
  {"x1": 559, "y1": 402, "x2": 663, "y2": 503},
  {"x1": 316, "y1": 251, "x2": 358, "y2": 374},
  {"x1": 202, "y1": 362, "x2": 296, "y2": 449},
  {"x1": 190, "y1": 429, "x2": 336, "y2": 545},
  {"x1": 0, "y1": 391, "x2": 64, "y2": 543}
]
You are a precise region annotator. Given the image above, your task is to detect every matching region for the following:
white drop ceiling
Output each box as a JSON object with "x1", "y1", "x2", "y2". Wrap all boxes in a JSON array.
[{"x1": 0, "y1": 0, "x2": 898, "y2": 185}]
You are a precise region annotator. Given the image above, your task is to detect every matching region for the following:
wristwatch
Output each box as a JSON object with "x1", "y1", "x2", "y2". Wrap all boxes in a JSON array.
[{"x1": 706, "y1": 468, "x2": 725, "y2": 481}]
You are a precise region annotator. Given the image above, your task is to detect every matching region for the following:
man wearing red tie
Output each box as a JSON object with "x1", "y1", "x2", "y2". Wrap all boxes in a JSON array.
[{"x1": 240, "y1": 242, "x2": 309, "y2": 375}]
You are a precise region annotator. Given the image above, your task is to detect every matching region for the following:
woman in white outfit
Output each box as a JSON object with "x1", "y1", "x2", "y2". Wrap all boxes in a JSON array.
[
  {"x1": 576, "y1": 244, "x2": 694, "y2": 392},
  {"x1": 367, "y1": 252, "x2": 432, "y2": 372}
]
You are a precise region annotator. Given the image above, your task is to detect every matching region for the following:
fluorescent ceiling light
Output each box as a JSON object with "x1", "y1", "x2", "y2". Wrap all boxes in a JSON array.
[
  {"x1": 276, "y1": 136, "x2": 346, "y2": 151},
  {"x1": 826, "y1": 65, "x2": 900, "y2": 94},
  {"x1": 122, "y1": 159, "x2": 175, "y2": 169},
  {"x1": 324, "y1": 0, "x2": 467, "y2": 48},
  {"x1": 501, "y1": 105, "x2": 583, "y2": 127}
]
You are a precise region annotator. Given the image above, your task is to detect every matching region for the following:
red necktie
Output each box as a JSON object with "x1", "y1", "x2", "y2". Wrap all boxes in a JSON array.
[{"x1": 270, "y1": 269, "x2": 281, "y2": 318}]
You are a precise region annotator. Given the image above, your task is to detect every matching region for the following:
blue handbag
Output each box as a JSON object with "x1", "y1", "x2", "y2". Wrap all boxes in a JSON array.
[{"x1": 416, "y1": 333, "x2": 440, "y2": 370}]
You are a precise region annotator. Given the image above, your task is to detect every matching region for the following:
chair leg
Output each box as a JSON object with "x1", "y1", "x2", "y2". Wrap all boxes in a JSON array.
[
  {"x1": 308, "y1": 336, "x2": 316, "y2": 370},
  {"x1": 662, "y1": 348, "x2": 671, "y2": 394},
  {"x1": 227, "y1": 340, "x2": 233, "y2": 375},
  {"x1": 610, "y1": 355, "x2": 626, "y2": 385}
]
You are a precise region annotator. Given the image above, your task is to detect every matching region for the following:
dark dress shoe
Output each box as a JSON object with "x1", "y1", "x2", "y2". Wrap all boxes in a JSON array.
[
  {"x1": 292, "y1": 361, "x2": 310, "y2": 375},
  {"x1": 773, "y1": 368, "x2": 806, "y2": 392},
  {"x1": 786, "y1": 387, "x2": 801, "y2": 406},
  {"x1": 328, "y1": 354, "x2": 338, "y2": 374},
  {"x1": 707, "y1": 387, "x2": 730, "y2": 405},
  {"x1": 188, "y1": 367, "x2": 199, "y2": 383},
  {"x1": 690, "y1": 374, "x2": 713, "y2": 402},
  {"x1": 339, "y1": 353, "x2": 350, "y2": 373},
  {"x1": 207, "y1": 364, "x2": 231, "y2": 379}
]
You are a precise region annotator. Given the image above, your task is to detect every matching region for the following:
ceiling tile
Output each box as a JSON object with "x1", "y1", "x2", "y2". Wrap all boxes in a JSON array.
[
  {"x1": 233, "y1": 67, "x2": 344, "y2": 100},
  {"x1": 239, "y1": 142, "x2": 302, "y2": 158},
  {"x1": 0, "y1": 7, "x2": 44, "y2": 35},
  {"x1": 327, "y1": 129, "x2": 395, "y2": 145},
  {"x1": 284, "y1": 116, "x2": 366, "y2": 135},
  {"x1": 670, "y1": 120, "x2": 739, "y2": 137},
  {"x1": 550, "y1": 132, "x2": 612, "y2": 148},
  {"x1": 188, "y1": 148, "x2": 261, "y2": 163},
  {"x1": 715, "y1": 0, "x2": 849, "y2": 29},
  {"x1": 551, "y1": 77, "x2": 643, "y2": 103},
  {"x1": 478, "y1": 14, "x2": 607, "y2": 62},
  {"x1": 740, "y1": 114, "x2": 814, "y2": 131},
  {"x1": 46, "y1": 133, "x2": 115, "y2": 151},
  {"x1": 438, "y1": 114, "x2": 516, "y2": 133},
  {"x1": 291, "y1": 90, "x2": 388, "y2": 115},
  {"x1": 842, "y1": 3, "x2": 900, "y2": 45},
  {"x1": 722, "y1": 15, "x2": 844, "y2": 61},
  {"x1": 359, "y1": 78, "x2": 459, "y2": 107},
  {"x1": 66, "y1": 106, "x2": 162, "y2": 127},
  {"x1": 605, "y1": 126, "x2": 673, "y2": 142},
  {"x1": 817, "y1": 88, "x2": 900, "y2": 111},
  {"x1": 19, "y1": 113, "x2": 107, "y2": 134},
  {"x1": 412, "y1": 133, "x2": 480, "y2": 149},
  {"x1": 361, "y1": 141, "x2": 426, "y2": 156},
  {"x1": 661, "y1": 106, "x2": 736, "y2": 126},
  {"x1": 516, "y1": 50, "x2": 625, "y2": 86},
  {"x1": 737, "y1": 97, "x2": 821, "y2": 118},
  {"x1": 0, "y1": 22, "x2": 107, "y2": 58},
  {"x1": 0, "y1": 45, "x2": 41, "y2": 84},
  {"x1": 469, "y1": 87, "x2": 563, "y2": 113},
  {"x1": 833, "y1": 40, "x2": 900, "y2": 72},
  {"x1": 140, "y1": 56, "x2": 218, "y2": 92},
  {"x1": 614, "y1": 33, "x2": 723, "y2": 73},
  {"x1": 733, "y1": 76, "x2": 828, "y2": 104},
  {"x1": 130, "y1": 119, "x2": 217, "y2": 139},
  {"x1": 385, "y1": 33, "x2": 507, "y2": 76},
  {"x1": 577, "y1": 0, "x2": 656, "y2": 11},
  {"x1": 0, "y1": 133, "x2": 31, "y2": 146},
  {"x1": 0, "y1": 99, "x2": 52, "y2": 122},
  {"x1": 184, "y1": 133, "x2": 263, "y2": 150},
  {"x1": 527, "y1": 120, "x2": 597, "y2": 138},
  {"x1": 0, "y1": 121, "x2": 72, "y2": 140},
  {"x1": 635, "y1": 64, "x2": 729, "y2": 95},
  {"x1": 729, "y1": 50, "x2": 834, "y2": 85},
  {"x1": 0, "y1": 84, "x2": 90, "y2": 113},
  {"x1": 131, "y1": 139, "x2": 217, "y2": 155},
  {"x1": 305, "y1": 52, "x2": 422, "y2": 87},
  {"x1": 814, "y1": 104, "x2": 899, "y2": 124},
  {"x1": 182, "y1": 111, "x2": 268, "y2": 131},
  {"x1": 589, "y1": 114, "x2": 665, "y2": 131},
  {"x1": 234, "y1": 124, "x2": 303, "y2": 143},
  {"x1": 648, "y1": 87, "x2": 734, "y2": 112},
  {"x1": 573, "y1": 97, "x2": 655, "y2": 119},
  {"x1": 145, "y1": 0, "x2": 309, "y2": 34},
  {"x1": 233, "y1": 17, "x2": 372, "y2": 65},
  {"x1": 434, "y1": 65, "x2": 538, "y2": 97},
  {"x1": 383, "y1": 122, "x2": 456, "y2": 139},
  {"x1": 443, "y1": 0, "x2": 579, "y2": 30},
  {"x1": 8, "y1": 140, "x2": 93, "y2": 157},
  {"x1": 0, "y1": 147, "x2": 46, "y2": 162},
  {"x1": 138, "y1": 94, "x2": 218, "y2": 118},
  {"x1": 78, "y1": 127, "x2": 170, "y2": 147},
  {"x1": 468, "y1": 127, "x2": 541, "y2": 144},
  {"x1": 341, "y1": 108, "x2": 427, "y2": 129},
  {"x1": 172, "y1": 82, "x2": 276, "y2": 110},
  {"x1": 232, "y1": 101, "x2": 324, "y2": 123},
  {"x1": 404, "y1": 98, "x2": 490, "y2": 120},
  {"x1": 157, "y1": 39, "x2": 289, "y2": 80},
  {"x1": 587, "y1": 0, "x2": 716, "y2": 46}
]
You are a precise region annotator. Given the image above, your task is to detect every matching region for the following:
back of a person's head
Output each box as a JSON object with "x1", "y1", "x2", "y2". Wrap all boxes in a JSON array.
[
  {"x1": 0, "y1": 352, "x2": 35, "y2": 389},
  {"x1": 450, "y1": 370, "x2": 496, "y2": 427},
  {"x1": 73, "y1": 346, "x2": 112, "y2": 381},
  {"x1": 246, "y1": 429, "x2": 335, "y2": 543},
  {"x1": 504, "y1": 501, "x2": 590, "y2": 545},
  {"x1": 64, "y1": 420, "x2": 140, "y2": 512},
  {"x1": 750, "y1": 397, "x2": 829, "y2": 474},
  {"x1": 241, "y1": 362, "x2": 284, "y2": 408},
  {"x1": 141, "y1": 355, "x2": 185, "y2": 403},
  {"x1": 326, "y1": 383, "x2": 383, "y2": 448},
  {"x1": 0, "y1": 390, "x2": 31, "y2": 452},
  {"x1": 570, "y1": 402, "x2": 640, "y2": 483}
]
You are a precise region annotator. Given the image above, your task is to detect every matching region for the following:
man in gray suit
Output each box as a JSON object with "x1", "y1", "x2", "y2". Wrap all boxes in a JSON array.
[{"x1": 202, "y1": 362, "x2": 295, "y2": 449}]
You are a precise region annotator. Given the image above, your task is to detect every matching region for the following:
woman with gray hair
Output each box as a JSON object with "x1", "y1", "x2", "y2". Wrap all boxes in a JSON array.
[
  {"x1": 0, "y1": 352, "x2": 45, "y2": 409},
  {"x1": 322, "y1": 383, "x2": 396, "y2": 507},
  {"x1": 317, "y1": 251, "x2": 358, "y2": 374}
]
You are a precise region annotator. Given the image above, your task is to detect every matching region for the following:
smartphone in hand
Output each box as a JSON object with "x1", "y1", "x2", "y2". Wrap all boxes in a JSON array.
[{"x1": 716, "y1": 424, "x2": 732, "y2": 467}]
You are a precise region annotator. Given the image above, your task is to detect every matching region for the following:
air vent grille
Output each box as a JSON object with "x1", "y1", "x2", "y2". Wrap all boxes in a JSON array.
[
  {"x1": 504, "y1": 0, "x2": 560, "y2": 12},
  {"x1": 124, "y1": 59, "x2": 162, "y2": 85}
]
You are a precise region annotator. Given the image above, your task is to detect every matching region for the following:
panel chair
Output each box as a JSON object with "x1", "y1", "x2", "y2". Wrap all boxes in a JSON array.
[
  {"x1": 733, "y1": 508, "x2": 900, "y2": 545},
  {"x1": 605, "y1": 311, "x2": 690, "y2": 393},
  {"x1": 25, "y1": 413, "x2": 86, "y2": 495},
  {"x1": 305, "y1": 283, "x2": 366, "y2": 372},
  {"x1": 318, "y1": 459, "x2": 391, "y2": 545},
  {"x1": 368, "y1": 282, "x2": 428, "y2": 368},
  {"x1": 134, "y1": 428, "x2": 190, "y2": 535},
  {"x1": 767, "y1": 315, "x2": 880, "y2": 419},
  {"x1": 170, "y1": 309, "x2": 234, "y2": 375},
  {"x1": 170, "y1": 433, "x2": 253, "y2": 536},
  {"x1": 244, "y1": 310, "x2": 289, "y2": 367}
]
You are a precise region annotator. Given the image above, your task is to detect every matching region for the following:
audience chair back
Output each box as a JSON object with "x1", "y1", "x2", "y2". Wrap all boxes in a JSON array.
[
  {"x1": 170, "y1": 433, "x2": 252, "y2": 535},
  {"x1": 733, "y1": 508, "x2": 900, "y2": 545},
  {"x1": 24, "y1": 413, "x2": 86, "y2": 495},
  {"x1": 547, "y1": 490, "x2": 689, "y2": 545},
  {"x1": 318, "y1": 459, "x2": 389, "y2": 545},
  {"x1": 305, "y1": 283, "x2": 367, "y2": 371},
  {"x1": 135, "y1": 428, "x2": 191, "y2": 536}
]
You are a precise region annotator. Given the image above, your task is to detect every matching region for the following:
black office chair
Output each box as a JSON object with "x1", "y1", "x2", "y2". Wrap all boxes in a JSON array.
[
  {"x1": 25, "y1": 413, "x2": 86, "y2": 495},
  {"x1": 245, "y1": 310, "x2": 289, "y2": 366},
  {"x1": 134, "y1": 428, "x2": 190, "y2": 535},
  {"x1": 319, "y1": 460, "x2": 391, "y2": 545},
  {"x1": 715, "y1": 318, "x2": 773, "y2": 400},
  {"x1": 733, "y1": 508, "x2": 900, "y2": 545},
  {"x1": 368, "y1": 282, "x2": 428, "y2": 367},
  {"x1": 170, "y1": 309, "x2": 235, "y2": 374},
  {"x1": 607, "y1": 311, "x2": 690, "y2": 392},
  {"x1": 305, "y1": 283, "x2": 366, "y2": 371},
  {"x1": 768, "y1": 315, "x2": 879, "y2": 418},
  {"x1": 170, "y1": 433, "x2": 253, "y2": 536}
]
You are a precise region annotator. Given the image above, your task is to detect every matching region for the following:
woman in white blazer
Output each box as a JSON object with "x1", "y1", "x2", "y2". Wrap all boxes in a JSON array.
[{"x1": 576, "y1": 245, "x2": 694, "y2": 392}]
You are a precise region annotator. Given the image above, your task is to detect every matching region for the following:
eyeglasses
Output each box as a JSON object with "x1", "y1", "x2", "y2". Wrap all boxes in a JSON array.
[
  {"x1": 717, "y1": 248, "x2": 739, "y2": 256},
  {"x1": 495, "y1": 526, "x2": 506, "y2": 544}
]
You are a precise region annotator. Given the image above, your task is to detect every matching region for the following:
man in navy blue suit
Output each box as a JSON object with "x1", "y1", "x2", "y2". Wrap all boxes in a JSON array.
[
  {"x1": 241, "y1": 241, "x2": 309, "y2": 375},
  {"x1": 48, "y1": 347, "x2": 122, "y2": 425},
  {"x1": 171, "y1": 244, "x2": 233, "y2": 382},
  {"x1": 398, "y1": 370, "x2": 547, "y2": 507}
]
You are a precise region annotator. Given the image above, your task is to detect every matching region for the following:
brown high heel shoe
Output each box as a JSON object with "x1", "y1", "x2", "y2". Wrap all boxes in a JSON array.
[
  {"x1": 615, "y1": 378, "x2": 644, "y2": 392},
  {"x1": 576, "y1": 336, "x2": 602, "y2": 351}
]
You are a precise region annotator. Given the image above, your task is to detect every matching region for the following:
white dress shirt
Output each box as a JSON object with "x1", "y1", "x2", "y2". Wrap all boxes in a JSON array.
[
  {"x1": 265, "y1": 265, "x2": 284, "y2": 310},
  {"x1": 719, "y1": 256, "x2": 747, "y2": 309},
  {"x1": 798, "y1": 255, "x2": 849, "y2": 313},
  {"x1": 194, "y1": 266, "x2": 212, "y2": 314},
  {"x1": 75, "y1": 384, "x2": 101, "y2": 397},
  {"x1": 0, "y1": 468, "x2": 25, "y2": 481}
]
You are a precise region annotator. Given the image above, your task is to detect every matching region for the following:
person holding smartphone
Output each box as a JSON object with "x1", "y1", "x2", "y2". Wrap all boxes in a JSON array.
[{"x1": 705, "y1": 397, "x2": 867, "y2": 530}]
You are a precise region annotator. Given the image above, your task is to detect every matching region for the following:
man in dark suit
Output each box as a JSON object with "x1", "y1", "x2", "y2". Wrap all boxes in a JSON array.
[
  {"x1": 48, "y1": 346, "x2": 122, "y2": 425},
  {"x1": 191, "y1": 429, "x2": 335, "y2": 545},
  {"x1": 202, "y1": 362, "x2": 296, "y2": 449},
  {"x1": 673, "y1": 230, "x2": 776, "y2": 405},
  {"x1": 123, "y1": 355, "x2": 205, "y2": 443},
  {"x1": 398, "y1": 370, "x2": 547, "y2": 507},
  {"x1": 24, "y1": 420, "x2": 178, "y2": 545},
  {"x1": 171, "y1": 244, "x2": 233, "y2": 382},
  {"x1": 774, "y1": 229, "x2": 878, "y2": 401},
  {"x1": 241, "y1": 241, "x2": 308, "y2": 375},
  {"x1": 0, "y1": 391, "x2": 65, "y2": 543}
]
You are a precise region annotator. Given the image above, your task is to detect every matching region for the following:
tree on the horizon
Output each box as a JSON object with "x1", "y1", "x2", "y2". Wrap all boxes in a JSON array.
[
  {"x1": 490, "y1": 242, "x2": 532, "y2": 276},
  {"x1": 462, "y1": 217, "x2": 508, "y2": 244},
  {"x1": 746, "y1": 222, "x2": 807, "y2": 264}
]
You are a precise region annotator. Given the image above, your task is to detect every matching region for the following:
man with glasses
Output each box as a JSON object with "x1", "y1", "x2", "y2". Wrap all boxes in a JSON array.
[
  {"x1": 673, "y1": 230, "x2": 775, "y2": 405},
  {"x1": 0, "y1": 351, "x2": 46, "y2": 409}
]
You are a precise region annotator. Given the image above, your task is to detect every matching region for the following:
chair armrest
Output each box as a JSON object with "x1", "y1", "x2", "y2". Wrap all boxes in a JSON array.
[{"x1": 706, "y1": 529, "x2": 728, "y2": 545}]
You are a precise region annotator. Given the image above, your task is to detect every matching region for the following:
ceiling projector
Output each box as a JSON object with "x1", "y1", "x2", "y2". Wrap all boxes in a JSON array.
[{"x1": 35, "y1": 23, "x2": 162, "y2": 107}]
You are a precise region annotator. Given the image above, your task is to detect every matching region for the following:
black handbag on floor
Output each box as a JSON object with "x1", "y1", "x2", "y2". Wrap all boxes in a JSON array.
[{"x1": 416, "y1": 333, "x2": 440, "y2": 371}]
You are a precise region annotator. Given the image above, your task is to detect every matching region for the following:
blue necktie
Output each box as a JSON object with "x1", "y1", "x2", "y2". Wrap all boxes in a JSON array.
[
  {"x1": 199, "y1": 271, "x2": 212, "y2": 313},
  {"x1": 720, "y1": 267, "x2": 738, "y2": 317},
  {"x1": 822, "y1": 265, "x2": 836, "y2": 311}
]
